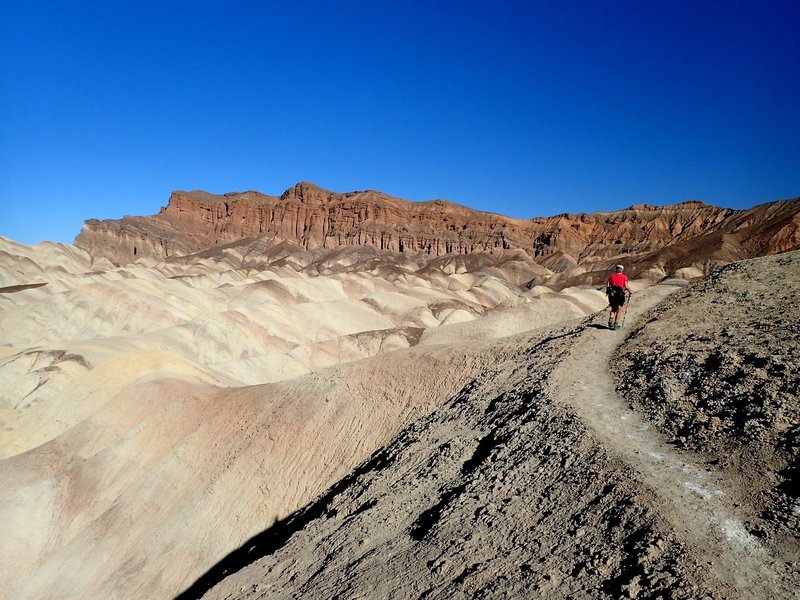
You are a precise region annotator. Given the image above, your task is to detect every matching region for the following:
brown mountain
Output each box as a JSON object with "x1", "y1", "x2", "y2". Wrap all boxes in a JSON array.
[{"x1": 74, "y1": 182, "x2": 800, "y2": 286}]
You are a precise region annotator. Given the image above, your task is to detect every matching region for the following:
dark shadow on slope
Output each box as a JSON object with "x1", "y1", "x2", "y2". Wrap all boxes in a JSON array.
[
  {"x1": 409, "y1": 429, "x2": 502, "y2": 542},
  {"x1": 177, "y1": 371, "x2": 497, "y2": 598},
  {"x1": 176, "y1": 324, "x2": 583, "y2": 599},
  {"x1": 0, "y1": 282, "x2": 48, "y2": 294},
  {"x1": 409, "y1": 389, "x2": 544, "y2": 543},
  {"x1": 173, "y1": 445, "x2": 398, "y2": 600},
  {"x1": 174, "y1": 369, "x2": 494, "y2": 600},
  {"x1": 409, "y1": 483, "x2": 467, "y2": 542}
]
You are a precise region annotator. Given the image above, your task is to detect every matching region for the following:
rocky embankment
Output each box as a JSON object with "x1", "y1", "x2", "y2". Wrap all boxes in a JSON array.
[
  {"x1": 183, "y1": 257, "x2": 800, "y2": 600},
  {"x1": 614, "y1": 250, "x2": 800, "y2": 552},
  {"x1": 190, "y1": 287, "x2": 753, "y2": 600},
  {"x1": 193, "y1": 330, "x2": 732, "y2": 600}
]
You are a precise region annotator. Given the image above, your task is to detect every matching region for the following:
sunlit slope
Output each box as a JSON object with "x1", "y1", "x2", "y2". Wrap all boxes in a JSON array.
[
  {"x1": 2, "y1": 237, "x2": 553, "y2": 389},
  {"x1": 1, "y1": 339, "x2": 522, "y2": 599},
  {"x1": 0, "y1": 235, "x2": 608, "y2": 598}
]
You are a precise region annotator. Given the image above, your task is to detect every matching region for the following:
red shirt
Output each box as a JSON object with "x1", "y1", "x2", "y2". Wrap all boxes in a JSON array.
[{"x1": 607, "y1": 273, "x2": 628, "y2": 288}]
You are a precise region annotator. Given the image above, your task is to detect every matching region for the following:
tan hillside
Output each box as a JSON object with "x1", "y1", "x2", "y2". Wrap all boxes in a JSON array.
[{"x1": 0, "y1": 233, "x2": 607, "y2": 599}]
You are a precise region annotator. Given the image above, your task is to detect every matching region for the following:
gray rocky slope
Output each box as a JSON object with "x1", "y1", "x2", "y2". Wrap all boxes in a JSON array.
[
  {"x1": 186, "y1": 253, "x2": 798, "y2": 600},
  {"x1": 615, "y1": 250, "x2": 800, "y2": 563}
]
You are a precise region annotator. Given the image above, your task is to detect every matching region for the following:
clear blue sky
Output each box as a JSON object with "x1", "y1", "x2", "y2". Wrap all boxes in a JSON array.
[{"x1": 2, "y1": 1, "x2": 798, "y2": 244}]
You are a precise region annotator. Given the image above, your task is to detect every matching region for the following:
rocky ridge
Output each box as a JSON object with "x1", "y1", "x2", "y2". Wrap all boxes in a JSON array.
[
  {"x1": 192, "y1": 319, "x2": 731, "y2": 600},
  {"x1": 74, "y1": 183, "x2": 800, "y2": 286}
]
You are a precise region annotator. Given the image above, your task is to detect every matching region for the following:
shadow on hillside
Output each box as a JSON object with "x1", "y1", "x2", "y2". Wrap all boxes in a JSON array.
[
  {"x1": 175, "y1": 327, "x2": 585, "y2": 599},
  {"x1": 0, "y1": 282, "x2": 47, "y2": 294},
  {"x1": 174, "y1": 510, "x2": 300, "y2": 600},
  {"x1": 173, "y1": 444, "x2": 397, "y2": 600}
]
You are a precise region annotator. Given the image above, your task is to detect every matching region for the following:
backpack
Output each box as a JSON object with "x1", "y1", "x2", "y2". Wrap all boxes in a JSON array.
[{"x1": 607, "y1": 285, "x2": 626, "y2": 306}]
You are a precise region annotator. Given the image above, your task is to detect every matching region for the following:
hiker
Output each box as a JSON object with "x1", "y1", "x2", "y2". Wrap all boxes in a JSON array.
[{"x1": 606, "y1": 264, "x2": 632, "y2": 329}]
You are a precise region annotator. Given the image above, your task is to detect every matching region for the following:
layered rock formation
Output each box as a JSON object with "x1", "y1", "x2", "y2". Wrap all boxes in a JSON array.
[
  {"x1": 75, "y1": 182, "x2": 800, "y2": 283},
  {"x1": 76, "y1": 183, "x2": 530, "y2": 264}
]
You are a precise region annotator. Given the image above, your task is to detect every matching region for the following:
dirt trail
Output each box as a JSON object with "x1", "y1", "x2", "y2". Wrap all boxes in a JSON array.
[{"x1": 550, "y1": 284, "x2": 795, "y2": 599}]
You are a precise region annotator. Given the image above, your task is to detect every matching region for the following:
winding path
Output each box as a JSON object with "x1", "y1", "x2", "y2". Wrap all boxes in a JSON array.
[{"x1": 549, "y1": 283, "x2": 794, "y2": 599}]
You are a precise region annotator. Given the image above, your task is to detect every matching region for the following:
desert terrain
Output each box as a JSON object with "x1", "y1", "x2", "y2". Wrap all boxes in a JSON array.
[
  {"x1": 196, "y1": 254, "x2": 799, "y2": 600},
  {"x1": 1, "y1": 185, "x2": 798, "y2": 599}
]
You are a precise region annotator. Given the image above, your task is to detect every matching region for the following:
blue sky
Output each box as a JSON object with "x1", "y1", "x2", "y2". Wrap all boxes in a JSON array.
[{"x1": 2, "y1": 1, "x2": 798, "y2": 244}]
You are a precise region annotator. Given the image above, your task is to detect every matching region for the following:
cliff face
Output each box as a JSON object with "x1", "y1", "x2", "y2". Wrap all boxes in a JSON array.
[
  {"x1": 74, "y1": 182, "x2": 800, "y2": 281},
  {"x1": 152, "y1": 184, "x2": 530, "y2": 256}
]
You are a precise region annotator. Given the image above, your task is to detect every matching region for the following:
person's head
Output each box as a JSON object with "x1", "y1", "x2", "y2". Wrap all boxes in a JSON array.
[{"x1": 615, "y1": 264, "x2": 624, "y2": 273}]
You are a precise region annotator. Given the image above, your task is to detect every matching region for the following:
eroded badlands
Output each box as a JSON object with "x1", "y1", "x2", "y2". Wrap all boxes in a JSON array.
[{"x1": 1, "y1": 235, "x2": 607, "y2": 599}]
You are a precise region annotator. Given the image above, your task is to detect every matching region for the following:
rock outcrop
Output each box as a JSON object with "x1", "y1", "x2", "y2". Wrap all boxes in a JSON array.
[{"x1": 74, "y1": 182, "x2": 800, "y2": 284}]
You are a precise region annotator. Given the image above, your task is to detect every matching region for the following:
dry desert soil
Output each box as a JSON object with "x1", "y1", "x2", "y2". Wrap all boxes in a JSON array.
[{"x1": 194, "y1": 253, "x2": 799, "y2": 600}]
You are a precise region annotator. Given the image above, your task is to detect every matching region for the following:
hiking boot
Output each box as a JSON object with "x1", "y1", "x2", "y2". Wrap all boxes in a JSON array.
[{"x1": 608, "y1": 319, "x2": 614, "y2": 329}]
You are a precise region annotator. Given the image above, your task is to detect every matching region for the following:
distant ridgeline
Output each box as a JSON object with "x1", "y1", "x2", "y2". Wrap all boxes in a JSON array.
[{"x1": 75, "y1": 182, "x2": 800, "y2": 286}]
